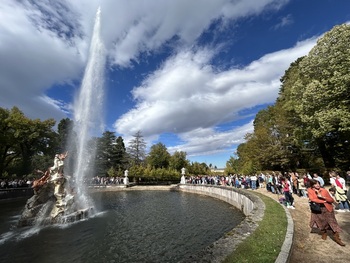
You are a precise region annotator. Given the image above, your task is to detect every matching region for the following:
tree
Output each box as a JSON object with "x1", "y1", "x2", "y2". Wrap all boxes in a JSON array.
[
  {"x1": 292, "y1": 24, "x2": 350, "y2": 168},
  {"x1": 0, "y1": 107, "x2": 57, "y2": 176},
  {"x1": 169, "y1": 151, "x2": 189, "y2": 172},
  {"x1": 113, "y1": 136, "x2": 128, "y2": 171},
  {"x1": 127, "y1": 131, "x2": 146, "y2": 166},
  {"x1": 188, "y1": 161, "x2": 209, "y2": 175},
  {"x1": 225, "y1": 156, "x2": 239, "y2": 175},
  {"x1": 147, "y1": 142, "x2": 171, "y2": 169},
  {"x1": 95, "y1": 131, "x2": 127, "y2": 177},
  {"x1": 57, "y1": 118, "x2": 74, "y2": 153}
]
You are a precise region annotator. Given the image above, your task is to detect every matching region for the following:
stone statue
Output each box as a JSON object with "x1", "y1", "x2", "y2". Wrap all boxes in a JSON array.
[
  {"x1": 49, "y1": 152, "x2": 70, "y2": 218},
  {"x1": 180, "y1": 167, "x2": 186, "y2": 184},
  {"x1": 18, "y1": 152, "x2": 88, "y2": 226},
  {"x1": 124, "y1": 170, "x2": 129, "y2": 185}
]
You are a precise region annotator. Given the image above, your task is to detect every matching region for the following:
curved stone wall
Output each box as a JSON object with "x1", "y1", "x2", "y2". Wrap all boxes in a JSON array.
[
  {"x1": 176, "y1": 184, "x2": 265, "y2": 263},
  {"x1": 177, "y1": 184, "x2": 258, "y2": 215}
]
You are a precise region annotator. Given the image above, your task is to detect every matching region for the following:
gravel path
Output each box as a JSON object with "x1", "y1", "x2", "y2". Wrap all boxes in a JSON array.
[{"x1": 256, "y1": 188, "x2": 350, "y2": 263}]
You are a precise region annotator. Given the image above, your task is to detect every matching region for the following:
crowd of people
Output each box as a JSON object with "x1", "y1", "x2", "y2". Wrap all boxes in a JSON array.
[
  {"x1": 0, "y1": 178, "x2": 32, "y2": 189},
  {"x1": 90, "y1": 176, "x2": 126, "y2": 185},
  {"x1": 186, "y1": 170, "x2": 350, "y2": 246},
  {"x1": 184, "y1": 174, "x2": 265, "y2": 190}
]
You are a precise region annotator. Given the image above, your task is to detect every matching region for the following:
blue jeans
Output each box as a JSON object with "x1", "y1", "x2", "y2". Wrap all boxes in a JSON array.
[
  {"x1": 339, "y1": 201, "x2": 349, "y2": 210},
  {"x1": 284, "y1": 191, "x2": 294, "y2": 206},
  {"x1": 251, "y1": 180, "x2": 256, "y2": 190}
]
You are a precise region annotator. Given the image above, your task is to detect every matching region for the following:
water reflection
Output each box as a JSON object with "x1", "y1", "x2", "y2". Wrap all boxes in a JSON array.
[{"x1": 0, "y1": 191, "x2": 244, "y2": 263}]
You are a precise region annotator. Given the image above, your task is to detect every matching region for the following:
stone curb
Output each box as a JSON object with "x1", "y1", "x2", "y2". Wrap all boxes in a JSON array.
[{"x1": 274, "y1": 203, "x2": 294, "y2": 263}]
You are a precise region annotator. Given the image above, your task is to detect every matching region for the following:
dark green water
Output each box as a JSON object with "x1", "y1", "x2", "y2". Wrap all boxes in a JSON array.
[{"x1": 0, "y1": 191, "x2": 244, "y2": 263}]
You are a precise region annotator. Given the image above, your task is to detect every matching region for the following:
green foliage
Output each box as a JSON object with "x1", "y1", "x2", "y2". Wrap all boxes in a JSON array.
[
  {"x1": 127, "y1": 130, "x2": 146, "y2": 166},
  {"x1": 0, "y1": 106, "x2": 57, "y2": 176},
  {"x1": 233, "y1": 24, "x2": 350, "y2": 172},
  {"x1": 188, "y1": 161, "x2": 210, "y2": 175},
  {"x1": 95, "y1": 131, "x2": 127, "y2": 177},
  {"x1": 169, "y1": 151, "x2": 189, "y2": 171},
  {"x1": 147, "y1": 142, "x2": 171, "y2": 169}
]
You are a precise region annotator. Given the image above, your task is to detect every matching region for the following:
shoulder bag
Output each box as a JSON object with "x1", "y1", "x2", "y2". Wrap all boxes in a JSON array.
[{"x1": 309, "y1": 201, "x2": 322, "y2": 213}]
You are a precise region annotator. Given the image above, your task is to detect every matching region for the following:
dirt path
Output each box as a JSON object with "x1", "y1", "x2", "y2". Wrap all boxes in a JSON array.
[{"x1": 256, "y1": 188, "x2": 350, "y2": 263}]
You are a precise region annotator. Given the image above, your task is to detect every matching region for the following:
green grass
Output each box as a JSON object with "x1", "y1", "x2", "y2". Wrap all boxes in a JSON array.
[{"x1": 223, "y1": 193, "x2": 287, "y2": 263}]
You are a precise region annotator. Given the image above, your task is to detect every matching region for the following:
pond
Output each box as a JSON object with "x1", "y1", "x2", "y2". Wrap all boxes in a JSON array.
[{"x1": 0, "y1": 190, "x2": 244, "y2": 263}]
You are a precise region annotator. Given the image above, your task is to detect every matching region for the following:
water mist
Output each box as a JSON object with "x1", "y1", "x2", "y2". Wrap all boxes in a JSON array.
[{"x1": 71, "y1": 7, "x2": 105, "y2": 210}]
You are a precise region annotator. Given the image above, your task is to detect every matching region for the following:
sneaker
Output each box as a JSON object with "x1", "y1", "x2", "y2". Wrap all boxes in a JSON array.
[
  {"x1": 337, "y1": 209, "x2": 346, "y2": 213},
  {"x1": 289, "y1": 206, "x2": 295, "y2": 209}
]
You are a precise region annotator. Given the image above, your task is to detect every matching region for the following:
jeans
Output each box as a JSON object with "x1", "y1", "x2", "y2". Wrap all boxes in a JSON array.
[
  {"x1": 338, "y1": 201, "x2": 350, "y2": 210},
  {"x1": 251, "y1": 180, "x2": 257, "y2": 190},
  {"x1": 284, "y1": 191, "x2": 294, "y2": 206}
]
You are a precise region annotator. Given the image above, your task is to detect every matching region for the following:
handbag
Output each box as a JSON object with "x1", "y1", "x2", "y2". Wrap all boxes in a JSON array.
[
  {"x1": 335, "y1": 186, "x2": 348, "y2": 202},
  {"x1": 309, "y1": 201, "x2": 322, "y2": 213}
]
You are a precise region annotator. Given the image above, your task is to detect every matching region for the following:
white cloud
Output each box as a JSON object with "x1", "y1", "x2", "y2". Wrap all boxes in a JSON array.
[
  {"x1": 0, "y1": 0, "x2": 86, "y2": 120},
  {"x1": 273, "y1": 14, "x2": 294, "y2": 30},
  {"x1": 114, "y1": 37, "x2": 316, "y2": 156},
  {"x1": 0, "y1": 0, "x2": 289, "y2": 123},
  {"x1": 97, "y1": 0, "x2": 290, "y2": 67},
  {"x1": 169, "y1": 121, "x2": 254, "y2": 157},
  {"x1": 2, "y1": 0, "x2": 317, "y2": 163}
]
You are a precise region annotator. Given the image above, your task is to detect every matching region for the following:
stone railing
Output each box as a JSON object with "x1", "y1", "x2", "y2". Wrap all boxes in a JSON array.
[{"x1": 177, "y1": 184, "x2": 258, "y2": 215}]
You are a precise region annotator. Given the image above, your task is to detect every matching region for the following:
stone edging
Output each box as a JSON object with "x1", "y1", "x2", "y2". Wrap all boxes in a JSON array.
[
  {"x1": 272, "y1": 199, "x2": 294, "y2": 263},
  {"x1": 176, "y1": 184, "x2": 265, "y2": 263}
]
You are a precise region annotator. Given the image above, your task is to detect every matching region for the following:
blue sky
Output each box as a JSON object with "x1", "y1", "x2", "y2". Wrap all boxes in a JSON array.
[{"x1": 1, "y1": 0, "x2": 350, "y2": 168}]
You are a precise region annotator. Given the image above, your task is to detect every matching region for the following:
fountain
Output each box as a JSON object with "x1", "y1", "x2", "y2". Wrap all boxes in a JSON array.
[
  {"x1": 17, "y1": 7, "x2": 105, "y2": 227},
  {"x1": 18, "y1": 152, "x2": 89, "y2": 226}
]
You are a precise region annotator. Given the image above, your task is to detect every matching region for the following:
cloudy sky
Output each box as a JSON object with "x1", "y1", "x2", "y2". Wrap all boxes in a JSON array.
[{"x1": 1, "y1": 0, "x2": 350, "y2": 168}]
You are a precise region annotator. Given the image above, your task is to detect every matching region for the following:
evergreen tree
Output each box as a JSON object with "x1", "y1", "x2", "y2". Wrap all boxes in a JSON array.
[{"x1": 127, "y1": 131, "x2": 146, "y2": 166}]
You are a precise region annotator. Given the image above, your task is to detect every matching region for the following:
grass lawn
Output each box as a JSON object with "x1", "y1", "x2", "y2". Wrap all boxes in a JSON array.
[{"x1": 223, "y1": 192, "x2": 287, "y2": 263}]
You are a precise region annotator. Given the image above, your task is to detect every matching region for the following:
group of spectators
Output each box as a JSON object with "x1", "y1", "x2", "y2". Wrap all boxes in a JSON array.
[
  {"x1": 0, "y1": 178, "x2": 32, "y2": 189},
  {"x1": 185, "y1": 174, "x2": 265, "y2": 189},
  {"x1": 265, "y1": 170, "x2": 350, "y2": 211},
  {"x1": 90, "y1": 176, "x2": 126, "y2": 185},
  {"x1": 185, "y1": 170, "x2": 349, "y2": 247}
]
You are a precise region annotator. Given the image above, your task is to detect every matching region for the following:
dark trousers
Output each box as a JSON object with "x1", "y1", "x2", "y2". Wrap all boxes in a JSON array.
[{"x1": 284, "y1": 191, "x2": 294, "y2": 206}]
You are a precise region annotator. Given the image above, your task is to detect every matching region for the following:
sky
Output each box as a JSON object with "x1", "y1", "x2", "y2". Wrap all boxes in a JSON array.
[{"x1": 1, "y1": 0, "x2": 350, "y2": 169}]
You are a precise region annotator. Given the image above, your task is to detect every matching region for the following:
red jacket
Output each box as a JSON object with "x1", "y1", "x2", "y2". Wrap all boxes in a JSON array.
[{"x1": 307, "y1": 187, "x2": 334, "y2": 212}]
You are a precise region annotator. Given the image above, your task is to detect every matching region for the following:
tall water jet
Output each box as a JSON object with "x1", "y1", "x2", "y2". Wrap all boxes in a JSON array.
[
  {"x1": 72, "y1": 6, "x2": 106, "y2": 211},
  {"x1": 17, "y1": 7, "x2": 105, "y2": 226}
]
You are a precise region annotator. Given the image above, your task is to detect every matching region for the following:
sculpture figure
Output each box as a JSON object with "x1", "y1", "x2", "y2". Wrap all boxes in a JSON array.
[
  {"x1": 124, "y1": 170, "x2": 129, "y2": 185},
  {"x1": 180, "y1": 167, "x2": 186, "y2": 184},
  {"x1": 18, "y1": 152, "x2": 84, "y2": 226}
]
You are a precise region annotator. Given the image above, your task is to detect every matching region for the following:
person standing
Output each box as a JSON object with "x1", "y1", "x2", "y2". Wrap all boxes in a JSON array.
[
  {"x1": 313, "y1": 173, "x2": 324, "y2": 187},
  {"x1": 307, "y1": 179, "x2": 345, "y2": 246},
  {"x1": 282, "y1": 177, "x2": 295, "y2": 209},
  {"x1": 297, "y1": 174, "x2": 307, "y2": 198},
  {"x1": 333, "y1": 172, "x2": 349, "y2": 212},
  {"x1": 250, "y1": 174, "x2": 257, "y2": 190}
]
